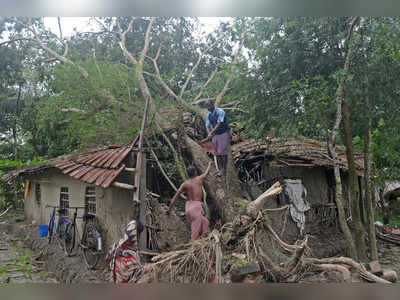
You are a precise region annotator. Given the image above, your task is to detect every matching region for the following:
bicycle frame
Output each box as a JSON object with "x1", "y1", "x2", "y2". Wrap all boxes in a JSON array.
[
  {"x1": 68, "y1": 206, "x2": 86, "y2": 244},
  {"x1": 46, "y1": 205, "x2": 70, "y2": 244}
]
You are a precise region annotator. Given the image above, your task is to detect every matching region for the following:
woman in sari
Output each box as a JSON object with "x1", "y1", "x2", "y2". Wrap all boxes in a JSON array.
[{"x1": 106, "y1": 220, "x2": 144, "y2": 283}]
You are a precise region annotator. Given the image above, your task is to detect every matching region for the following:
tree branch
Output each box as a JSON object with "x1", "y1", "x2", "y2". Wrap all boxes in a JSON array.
[
  {"x1": 0, "y1": 38, "x2": 32, "y2": 46},
  {"x1": 215, "y1": 38, "x2": 244, "y2": 106},
  {"x1": 193, "y1": 67, "x2": 218, "y2": 103},
  {"x1": 192, "y1": 98, "x2": 215, "y2": 105},
  {"x1": 57, "y1": 17, "x2": 63, "y2": 41},
  {"x1": 148, "y1": 142, "x2": 186, "y2": 200},
  {"x1": 179, "y1": 40, "x2": 218, "y2": 98},
  {"x1": 60, "y1": 108, "x2": 86, "y2": 113},
  {"x1": 139, "y1": 17, "x2": 155, "y2": 66},
  {"x1": 92, "y1": 50, "x2": 104, "y2": 82},
  {"x1": 118, "y1": 19, "x2": 139, "y2": 66}
]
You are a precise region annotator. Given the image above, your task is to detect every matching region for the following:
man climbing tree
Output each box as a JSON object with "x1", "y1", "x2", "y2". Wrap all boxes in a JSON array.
[
  {"x1": 206, "y1": 100, "x2": 231, "y2": 177},
  {"x1": 168, "y1": 162, "x2": 212, "y2": 241}
]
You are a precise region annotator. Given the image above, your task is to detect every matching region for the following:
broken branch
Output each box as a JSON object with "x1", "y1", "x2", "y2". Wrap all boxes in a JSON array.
[{"x1": 246, "y1": 181, "x2": 282, "y2": 218}]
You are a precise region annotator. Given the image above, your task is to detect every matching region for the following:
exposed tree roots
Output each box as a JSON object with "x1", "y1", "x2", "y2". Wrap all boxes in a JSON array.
[
  {"x1": 139, "y1": 230, "x2": 221, "y2": 283},
  {"x1": 138, "y1": 209, "x2": 393, "y2": 283}
]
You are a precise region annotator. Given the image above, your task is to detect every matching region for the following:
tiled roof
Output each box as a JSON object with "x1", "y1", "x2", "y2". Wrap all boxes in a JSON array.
[{"x1": 2, "y1": 145, "x2": 134, "y2": 188}]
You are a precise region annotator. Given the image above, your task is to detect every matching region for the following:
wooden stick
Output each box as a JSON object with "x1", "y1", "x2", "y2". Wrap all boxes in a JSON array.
[
  {"x1": 149, "y1": 146, "x2": 186, "y2": 200},
  {"x1": 112, "y1": 182, "x2": 136, "y2": 190},
  {"x1": 0, "y1": 207, "x2": 11, "y2": 218},
  {"x1": 264, "y1": 205, "x2": 289, "y2": 212}
]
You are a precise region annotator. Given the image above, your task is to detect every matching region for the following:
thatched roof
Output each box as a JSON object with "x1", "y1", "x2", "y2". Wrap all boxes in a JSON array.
[{"x1": 232, "y1": 137, "x2": 364, "y2": 174}]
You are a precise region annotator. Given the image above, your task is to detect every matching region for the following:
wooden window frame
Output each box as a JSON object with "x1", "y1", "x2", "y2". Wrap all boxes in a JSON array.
[
  {"x1": 35, "y1": 183, "x2": 41, "y2": 205},
  {"x1": 85, "y1": 186, "x2": 96, "y2": 216},
  {"x1": 59, "y1": 187, "x2": 69, "y2": 216}
]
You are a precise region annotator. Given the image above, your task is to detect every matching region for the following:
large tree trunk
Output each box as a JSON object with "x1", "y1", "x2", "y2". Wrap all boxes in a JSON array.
[
  {"x1": 363, "y1": 101, "x2": 378, "y2": 261},
  {"x1": 325, "y1": 16, "x2": 359, "y2": 261},
  {"x1": 184, "y1": 135, "x2": 242, "y2": 223},
  {"x1": 328, "y1": 140, "x2": 358, "y2": 260},
  {"x1": 342, "y1": 100, "x2": 367, "y2": 262}
]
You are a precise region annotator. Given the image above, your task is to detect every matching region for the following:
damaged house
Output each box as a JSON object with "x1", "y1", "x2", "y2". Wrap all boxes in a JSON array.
[
  {"x1": 1, "y1": 145, "x2": 144, "y2": 246},
  {"x1": 2, "y1": 131, "x2": 366, "y2": 258},
  {"x1": 232, "y1": 137, "x2": 364, "y2": 257}
]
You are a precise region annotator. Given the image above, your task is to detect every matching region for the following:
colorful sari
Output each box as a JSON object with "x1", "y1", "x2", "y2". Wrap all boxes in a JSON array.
[{"x1": 106, "y1": 220, "x2": 144, "y2": 283}]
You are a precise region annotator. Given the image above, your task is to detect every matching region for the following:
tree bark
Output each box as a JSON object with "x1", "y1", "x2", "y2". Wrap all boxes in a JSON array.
[
  {"x1": 363, "y1": 94, "x2": 378, "y2": 261},
  {"x1": 339, "y1": 17, "x2": 367, "y2": 262},
  {"x1": 325, "y1": 16, "x2": 359, "y2": 261},
  {"x1": 328, "y1": 139, "x2": 358, "y2": 260},
  {"x1": 342, "y1": 100, "x2": 367, "y2": 262}
]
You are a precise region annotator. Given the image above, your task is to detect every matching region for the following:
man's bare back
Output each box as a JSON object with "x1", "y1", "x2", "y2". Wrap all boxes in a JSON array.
[
  {"x1": 168, "y1": 162, "x2": 212, "y2": 213},
  {"x1": 181, "y1": 177, "x2": 204, "y2": 202},
  {"x1": 168, "y1": 162, "x2": 212, "y2": 241}
]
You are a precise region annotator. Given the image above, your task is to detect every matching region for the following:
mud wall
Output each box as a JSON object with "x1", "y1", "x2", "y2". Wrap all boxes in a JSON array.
[
  {"x1": 260, "y1": 166, "x2": 352, "y2": 244},
  {"x1": 96, "y1": 186, "x2": 137, "y2": 246},
  {"x1": 25, "y1": 169, "x2": 88, "y2": 226},
  {"x1": 24, "y1": 169, "x2": 138, "y2": 249}
]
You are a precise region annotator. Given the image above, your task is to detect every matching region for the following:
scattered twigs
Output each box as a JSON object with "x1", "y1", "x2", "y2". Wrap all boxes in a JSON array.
[{"x1": 146, "y1": 195, "x2": 161, "y2": 250}]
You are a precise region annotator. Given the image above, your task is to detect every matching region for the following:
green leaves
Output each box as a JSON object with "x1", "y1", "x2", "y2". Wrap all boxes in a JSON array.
[{"x1": 235, "y1": 17, "x2": 400, "y2": 181}]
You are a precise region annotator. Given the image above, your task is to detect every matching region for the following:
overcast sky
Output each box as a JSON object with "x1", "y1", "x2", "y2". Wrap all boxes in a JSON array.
[{"x1": 43, "y1": 17, "x2": 231, "y2": 37}]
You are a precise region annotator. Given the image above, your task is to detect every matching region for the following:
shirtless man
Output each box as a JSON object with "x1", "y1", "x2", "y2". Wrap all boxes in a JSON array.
[{"x1": 168, "y1": 162, "x2": 212, "y2": 241}]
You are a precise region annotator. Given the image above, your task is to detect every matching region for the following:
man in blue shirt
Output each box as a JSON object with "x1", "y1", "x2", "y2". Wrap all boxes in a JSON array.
[{"x1": 205, "y1": 100, "x2": 230, "y2": 177}]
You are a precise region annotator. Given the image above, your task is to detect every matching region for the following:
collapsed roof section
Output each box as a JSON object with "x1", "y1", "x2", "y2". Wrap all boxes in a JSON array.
[{"x1": 232, "y1": 137, "x2": 364, "y2": 174}]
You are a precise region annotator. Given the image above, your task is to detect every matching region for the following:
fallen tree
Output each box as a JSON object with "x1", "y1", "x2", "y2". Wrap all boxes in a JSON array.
[{"x1": 138, "y1": 201, "x2": 393, "y2": 283}]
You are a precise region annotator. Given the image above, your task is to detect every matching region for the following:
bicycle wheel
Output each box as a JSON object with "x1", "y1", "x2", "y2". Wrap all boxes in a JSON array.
[
  {"x1": 82, "y1": 225, "x2": 102, "y2": 269},
  {"x1": 64, "y1": 223, "x2": 76, "y2": 256},
  {"x1": 56, "y1": 219, "x2": 67, "y2": 250}
]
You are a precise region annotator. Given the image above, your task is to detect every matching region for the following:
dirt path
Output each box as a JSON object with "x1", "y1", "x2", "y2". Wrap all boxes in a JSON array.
[
  {"x1": 377, "y1": 239, "x2": 400, "y2": 277},
  {"x1": 0, "y1": 211, "x2": 108, "y2": 284},
  {"x1": 0, "y1": 226, "x2": 58, "y2": 283}
]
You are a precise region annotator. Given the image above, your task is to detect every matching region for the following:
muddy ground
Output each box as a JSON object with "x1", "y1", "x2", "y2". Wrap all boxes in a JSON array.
[
  {"x1": 1, "y1": 209, "x2": 399, "y2": 283},
  {"x1": 377, "y1": 239, "x2": 400, "y2": 277},
  {"x1": 0, "y1": 219, "x2": 57, "y2": 283},
  {"x1": 0, "y1": 210, "x2": 108, "y2": 283}
]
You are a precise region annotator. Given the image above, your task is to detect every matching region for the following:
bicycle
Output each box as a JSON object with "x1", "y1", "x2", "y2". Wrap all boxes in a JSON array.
[
  {"x1": 64, "y1": 206, "x2": 103, "y2": 269},
  {"x1": 46, "y1": 204, "x2": 70, "y2": 249}
]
